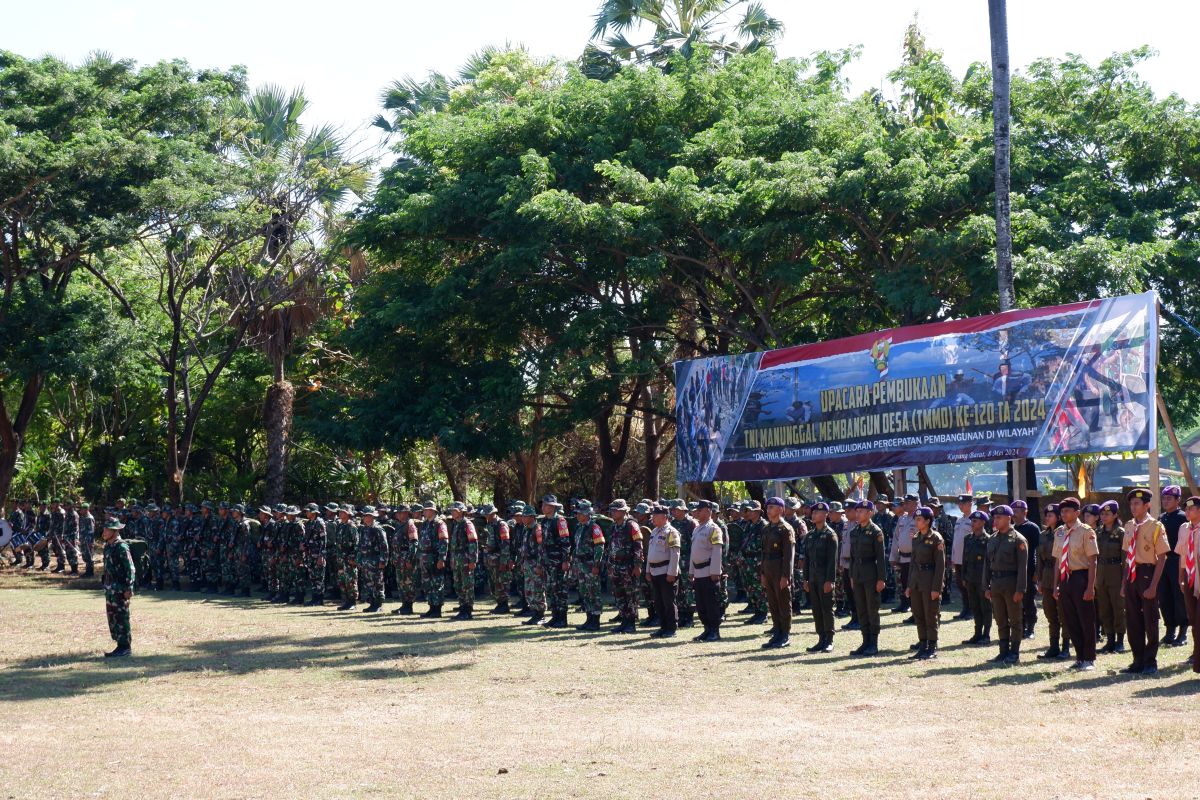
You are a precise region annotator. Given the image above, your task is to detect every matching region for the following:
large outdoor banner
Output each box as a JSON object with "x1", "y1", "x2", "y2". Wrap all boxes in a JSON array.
[{"x1": 675, "y1": 292, "x2": 1158, "y2": 482}]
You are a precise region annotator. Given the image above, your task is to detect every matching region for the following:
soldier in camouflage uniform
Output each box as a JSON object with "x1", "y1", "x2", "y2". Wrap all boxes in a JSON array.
[
  {"x1": 322, "y1": 503, "x2": 341, "y2": 599},
  {"x1": 725, "y1": 504, "x2": 745, "y2": 601},
  {"x1": 184, "y1": 504, "x2": 204, "y2": 588},
  {"x1": 418, "y1": 501, "x2": 449, "y2": 618},
  {"x1": 278, "y1": 506, "x2": 304, "y2": 604},
  {"x1": 540, "y1": 495, "x2": 573, "y2": 629},
  {"x1": 872, "y1": 497, "x2": 898, "y2": 604},
  {"x1": 77, "y1": 502, "x2": 96, "y2": 577},
  {"x1": 669, "y1": 501, "x2": 697, "y2": 627},
  {"x1": 300, "y1": 503, "x2": 328, "y2": 606},
  {"x1": 332, "y1": 505, "x2": 360, "y2": 610},
  {"x1": 606, "y1": 500, "x2": 643, "y2": 633},
  {"x1": 446, "y1": 502, "x2": 479, "y2": 620},
  {"x1": 162, "y1": 505, "x2": 184, "y2": 590},
  {"x1": 478, "y1": 504, "x2": 512, "y2": 614},
  {"x1": 257, "y1": 506, "x2": 278, "y2": 600},
  {"x1": 517, "y1": 504, "x2": 547, "y2": 624},
  {"x1": 571, "y1": 502, "x2": 607, "y2": 631},
  {"x1": 229, "y1": 505, "x2": 254, "y2": 597},
  {"x1": 357, "y1": 506, "x2": 389, "y2": 612},
  {"x1": 506, "y1": 502, "x2": 526, "y2": 610},
  {"x1": 61, "y1": 500, "x2": 81, "y2": 575},
  {"x1": 101, "y1": 519, "x2": 136, "y2": 658},
  {"x1": 740, "y1": 501, "x2": 768, "y2": 624},
  {"x1": 386, "y1": 504, "x2": 420, "y2": 615},
  {"x1": 143, "y1": 504, "x2": 166, "y2": 590},
  {"x1": 48, "y1": 499, "x2": 74, "y2": 573},
  {"x1": 198, "y1": 501, "x2": 221, "y2": 592},
  {"x1": 219, "y1": 502, "x2": 243, "y2": 594}
]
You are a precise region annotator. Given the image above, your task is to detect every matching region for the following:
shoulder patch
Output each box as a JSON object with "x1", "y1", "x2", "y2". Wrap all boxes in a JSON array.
[
  {"x1": 667, "y1": 531, "x2": 680, "y2": 548},
  {"x1": 591, "y1": 525, "x2": 605, "y2": 545},
  {"x1": 437, "y1": 521, "x2": 449, "y2": 540},
  {"x1": 465, "y1": 522, "x2": 478, "y2": 542},
  {"x1": 556, "y1": 517, "x2": 569, "y2": 536},
  {"x1": 710, "y1": 529, "x2": 722, "y2": 546},
  {"x1": 498, "y1": 522, "x2": 510, "y2": 540},
  {"x1": 631, "y1": 529, "x2": 642, "y2": 542}
]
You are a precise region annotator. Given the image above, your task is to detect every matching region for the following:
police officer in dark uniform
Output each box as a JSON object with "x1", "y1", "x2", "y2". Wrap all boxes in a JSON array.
[
  {"x1": 848, "y1": 500, "x2": 886, "y2": 656},
  {"x1": 983, "y1": 505, "x2": 1028, "y2": 664},
  {"x1": 760, "y1": 497, "x2": 796, "y2": 649},
  {"x1": 802, "y1": 502, "x2": 838, "y2": 653},
  {"x1": 907, "y1": 506, "x2": 946, "y2": 660},
  {"x1": 961, "y1": 510, "x2": 992, "y2": 646}
]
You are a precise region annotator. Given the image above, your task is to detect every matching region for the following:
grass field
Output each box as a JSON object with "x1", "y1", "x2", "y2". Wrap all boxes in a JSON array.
[{"x1": 2, "y1": 563, "x2": 1197, "y2": 800}]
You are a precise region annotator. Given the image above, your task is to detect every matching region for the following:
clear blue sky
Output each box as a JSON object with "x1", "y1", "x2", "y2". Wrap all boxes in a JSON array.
[{"x1": 8, "y1": 0, "x2": 1197, "y2": 151}]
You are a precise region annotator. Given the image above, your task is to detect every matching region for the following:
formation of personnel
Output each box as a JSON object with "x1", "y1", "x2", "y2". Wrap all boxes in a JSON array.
[{"x1": 5, "y1": 487, "x2": 1199, "y2": 673}]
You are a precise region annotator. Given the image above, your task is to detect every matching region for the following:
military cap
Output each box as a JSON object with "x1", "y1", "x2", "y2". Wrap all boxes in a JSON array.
[
  {"x1": 633, "y1": 502, "x2": 651, "y2": 515},
  {"x1": 858, "y1": 500, "x2": 876, "y2": 512},
  {"x1": 285, "y1": 505, "x2": 300, "y2": 515},
  {"x1": 743, "y1": 500, "x2": 763, "y2": 512},
  {"x1": 1185, "y1": 496, "x2": 1200, "y2": 510},
  {"x1": 574, "y1": 499, "x2": 593, "y2": 513},
  {"x1": 478, "y1": 503, "x2": 497, "y2": 516},
  {"x1": 323, "y1": 502, "x2": 340, "y2": 512},
  {"x1": 1058, "y1": 497, "x2": 1082, "y2": 511},
  {"x1": 409, "y1": 503, "x2": 424, "y2": 514},
  {"x1": 103, "y1": 519, "x2": 125, "y2": 530},
  {"x1": 876, "y1": 494, "x2": 891, "y2": 504},
  {"x1": 447, "y1": 501, "x2": 466, "y2": 513},
  {"x1": 1099, "y1": 500, "x2": 1120, "y2": 514},
  {"x1": 541, "y1": 494, "x2": 562, "y2": 508},
  {"x1": 79, "y1": 502, "x2": 90, "y2": 509},
  {"x1": 1126, "y1": 488, "x2": 1152, "y2": 503},
  {"x1": 186, "y1": 503, "x2": 199, "y2": 513},
  {"x1": 956, "y1": 494, "x2": 973, "y2": 504},
  {"x1": 201, "y1": 500, "x2": 215, "y2": 510},
  {"x1": 992, "y1": 505, "x2": 1013, "y2": 517},
  {"x1": 810, "y1": 501, "x2": 829, "y2": 512},
  {"x1": 230, "y1": 503, "x2": 245, "y2": 514},
  {"x1": 725, "y1": 504, "x2": 741, "y2": 512},
  {"x1": 144, "y1": 503, "x2": 159, "y2": 512},
  {"x1": 650, "y1": 504, "x2": 669, "y2": 516},
  {"x1": 1043, "y1": 503, "x2": 1060, "y2": 516},
  {"x1": 1162, "y1": 485, "x2": 1183, "y2": 498},
  {"x1": 927, "y1": 497, "x2": 942, "y2": 507},
  {"x1": 1082, "y1": 503, "x2": 1101, "y2": 517},
  {"x1": 687, "y1": 501, "x2": 699, "y2": 512},
  {"x1": 975, "y1": 495, "x2": 993, "y2": 506},
  {"x1": 608, "y1": 499, "x2": 629, "y2": 512},
  {"x1": 51, "y1": 497, "x2": 62, "y2": 504},
  {"x1": 969, "y1": 510, "x2": 990, "y2": 522},
  {"x1": 216, "y1": 501, "x2": 228, "y2": 510},
  {"x1": 915, "y1": 506, "x2": 935, "y2": 521},
  {"x1": 785, "y1": 497, "x2": 802, "y2": 510},
  {"x1": 303, "y1": 502, "x2": 320, "y2": 513},
  {"x1": 1010, "y1": 499, "x2": 1028, "y2": 510},
  {"x1": 360, "y1": 505, "x2": 377, "y2": 517},
  {"x1": 421, "y1": 500, "x2": 437, "y2": 510},
  {"x1": 258, "y1": 505, "x2": 273, "y2": 515},
  {"x1": 828, "y1": 501, "x2": 845, "y2": 513},
  {"x1": 521, "y1": 504, "x2": 537, "y2": 516},
  {"x1": 903, "y1": 493, "x2": 919, "y2": 503},
  {"x1": 693, "y1": 499, "x2": 716, "y2": 511},
  {"x1": 764, "y1": 496, "x2": 786, "y2": 508},
  {"x1": 272, "y1": 503, "x2": 286, "y2": 513}
]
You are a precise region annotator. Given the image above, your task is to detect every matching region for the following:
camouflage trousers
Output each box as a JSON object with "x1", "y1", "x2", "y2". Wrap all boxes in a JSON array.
[
  {"x1": 576, "y1": 560, "x2": 602, "y2": 614},
  {"x1": 221, "y1": 546, "x2": 239, "y2": 589},
  {"x1": 675, "y1": 565, "x2": 695, "y2": 612},
  {"x1": 361, "y1": 563, "x2": 385, "y2": 605},
  {"x1": 305, "y1": 554, "x2": 326, "y2": 597},
  {"x1": 187, "y1": 545, "x2": 204, "y2": 585},
  {"x1": 338, "y1": 557, "x2": 359, "y2": 603},
  {"x1": 263, "y1": 552, "x2": 280, "y2": 595},
  {"x1": 203, "y1": 544, "x2": 221, "y2": 586},
  {"x1": 485, "y1": 555, "x2": 512, "y2": 603},
  {"x1": 79, "y1": 534, "x2": 95, "y2": 566},
  {"x1": 718, "y1": 573, "x2": 730, "y2": 612},
  {"x1": 105, "y1": 590, "x2": 131, "y2": 645},
  {"x1": 452, "y1": 555, "x2": 474, "y2": 609},
  {"x1": 609, "y1": 565, "x2": 639, "y2": 619},
  {"x1": 51, "y1": 532, "x2": 79, "y2": 569},
  {"x1": 279, "y1": 553, "x2": 303, "y2": 598},
  {"x1": 547, "y1": 564, "x2": 570, "y2": 614},
  {"x1": 162, "y1": 540, "x2": 183, "y2": 585},
  {"x1": 394, "y1": 558, "x2": 419, "y2": 602},
  {"x1": 640, "y1": 573, "x2": 655, "y2": 610},
  {"x1": 742, "y1": 558, "x2": 767, "y2": 613},
  {"x1": 420, "y1": 557, "x2": 445, "y2": 606},
  {"x1": 523, "y1": 562, "x2": 546, "y2": 614},
  {"x1": 150, "y1": 540, "x2": 170, "y2": 584}
]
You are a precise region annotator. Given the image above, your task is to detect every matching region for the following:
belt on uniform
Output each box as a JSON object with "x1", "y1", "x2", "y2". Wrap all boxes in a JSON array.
[
  {"x1": 1099, "y1": 557, "x2": 1123, "y2": 565},
  {"x1": 649, "y1": 559, "x2": 669, "y2": 569},
  {"x1": 900, "y1": 550, "x2": 912, "y2": 556},
  {"x1": 692, "y1": 559, "x2": 711, "y2": 569},
  {"x1": 916, "y1": 564, "x2": 934, "y2": 571},
  {"x1": 990, "y1": 570, "x2": 1016, "y2": 578}
]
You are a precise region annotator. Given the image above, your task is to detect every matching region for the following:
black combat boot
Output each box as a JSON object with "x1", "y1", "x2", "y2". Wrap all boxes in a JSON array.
[
  {"x1": 577, "y1": 613, "x2": 600, "y2": 632},
  {"x1": 522, "y1": 610, "x2": 544, "y2": 625},
  {"x1": 363, "y1": 601, "x2": 382, "y2": 612},
  {"x1": 963, "y1": 624, "x2": 982, "y2": 645},
  {"x1": 1005, "y1": 641, "x2": 1021, "y2": 664},
  {"x1": 640, "y1": 613, "x2": 660, "y2": 629},
  {"x1": 83, "y1": 564, "x2": 94, "y2": 577},
  {"x1": 919, "y1": 642, "x2": 938, "y2": 660},
  {"x1": 1176, "y1": 630, "x2": 1189, "y2": 649},
  {"x1": 391, "y1": 601, "x2": 413, "y2": 615},
  {"x1": 491, "y1": 600, "x2": 509, "y2": 614},
  {"x1": 851, "y1": 634, "x2": 868, "y2": 656},
  {"x1": 105, "y1": 640, "x2": 131, "y2": 658},
  {"x1": 544, "y1": 609, "x2": 568, "y2": 628},
  {"x1": 806, "y1": 635, "x2": 826, "y2": 653},
  {"x1": 861, "y1": 634, "x2": 879, "y2": 656},
  {"x1": 991, "y1": 641, "x2": 1009, "y2": 663},
  {"x1": 337, "y1": 601, "x2": 355, "y2": 611},
  {"x1": 908, "y1": 640, "x2": 927, "y2": 659},
  {"x1": 979, "y1": 625, "x2": 992, "y2": 645},
  {"x1": 746, "y1": 611, "x2": 769, "y2": 625},
  {"x1": 461, "y1": 607, "x2": 473, "y2": 620},
  {"x1": 1114, "y1": 633, "x2": 1126, "y2": 652},
  {"x1": 678, "y1": 607, "x2": 694, "y2": 628},
  {"x1": 608, "y1": 612, "x2": 626, "y2": 623},
  {"x1": 1037, "y1": 633, "x2": 1061, "y2": 659},
  {"x1": 304, "y1": 594, "x2": 322, "y2": 607},
  {"x1": 1163, "y1": 626, "x2": 1178, "y2": 646},
  {"x1": 1101, "y1": 635, "x2": 1116, "y2": 654},
  {"x1": 451, "y1": 607, "x2": 468, "y2": 621},
  {"x1": 51, "y1": 563, "x2": 64, "y2": 573},
  {"x1": 68, "y1": 564, "x2": 78, "y2": 575}
]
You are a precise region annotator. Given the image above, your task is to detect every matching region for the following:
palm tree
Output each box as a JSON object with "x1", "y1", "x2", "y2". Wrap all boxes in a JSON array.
[
  {"x1": 988, "y1": 0, "x2": 1014, "y2": 312},
  {"x1": 584, "y1": 0, "x2": 783, "y2": 78},
  {"x1": 232, "y1": 85, "x2": 370, "y2": 504}
]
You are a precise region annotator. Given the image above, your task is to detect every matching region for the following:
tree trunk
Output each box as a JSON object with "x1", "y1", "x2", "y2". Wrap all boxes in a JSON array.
[
  {"x1": 642, "y1": 385, "x2": 662, "y2": 501},
  {"x1": 435, "y1": 440, "x2": 468, "y2": 501},
  {"x1": 867, "y1": 471, "x2": 894, "y2": 498},
  {"x1": 595, "y1": 403, "x2": 636, "y2": 506},
  {"x1": 263, "y1": 363, "x2": 295, "y2": 505},
  {"x1": 812, "y1": 475, "x2": 845, "y2": 502},
  {"x1": 988, "y1": 0, "x2": 1014, "y2": 312},
  {"x1": 515, "y1": 446, "x2": 539, "y2": 504},
  {"x1": 0, "y1": 375, "x2": 46, "y2": 506}
]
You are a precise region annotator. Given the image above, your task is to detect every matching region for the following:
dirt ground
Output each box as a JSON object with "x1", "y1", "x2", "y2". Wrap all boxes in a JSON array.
[{"x1": 1, "y1": 565, "x2": 1197, "y2": 800}]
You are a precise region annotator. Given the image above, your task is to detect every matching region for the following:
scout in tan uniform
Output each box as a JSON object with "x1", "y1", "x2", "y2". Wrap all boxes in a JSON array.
[
  {"x1": 983, "y1": 505, "x2": 1028, "y2": 664},
  {"x1": 848, "y1": 500, "x2": 886, "y2": 656},
  {"x1": 1094, "y1": 500, "x2": 1127, "y2": 654},
  {"x1": 1121, "y1": 488, "x2": 1169, "y2": 675},
  {"x1": 689, "y1": 500, "x2": 724, "y2": 643},
  {"x1": 761, "y1": 497, "x2": 796, "y2": 649},
  {"x1": 906, "y1": 506, "x2": 945, "y2": 660},
  {"x1": 645, "y1": 505, "x2": 681, "y2": 638},
  {"x1": 1175, "y1": 496, "x2": 1200, "y2": 673},
  {"x1": 1053, "y1": 497, "x2": 1099, "y2": 670}
]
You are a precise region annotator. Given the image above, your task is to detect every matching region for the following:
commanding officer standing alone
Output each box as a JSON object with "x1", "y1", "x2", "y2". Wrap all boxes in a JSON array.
[
  {"x1": 760, "y1": 497, "x2": 796, "y2": 649},
  {"x1": 983, "y1": 505, "x2": 1028, "y2": 664},
  {"x1": 100, "y1": 519, "x2": 136, "y2": 658},
  {"x1": 848, "y1": 500, "x2": 886, "y2": 656}
]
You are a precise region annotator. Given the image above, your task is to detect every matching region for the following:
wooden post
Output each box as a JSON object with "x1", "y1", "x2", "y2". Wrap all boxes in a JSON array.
[
  {"x1": 1157, "y1": 392, "x2": 1199, "y2": 496},
  {"x1": 893, "y1": 468, "x2": 907, "y2": 498},
  {"x1": 1149, "y1": 447, "x2": 1161, "y2": 516}
]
